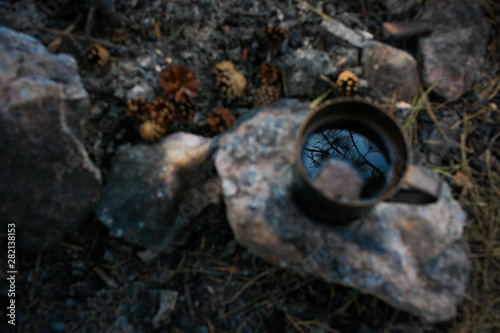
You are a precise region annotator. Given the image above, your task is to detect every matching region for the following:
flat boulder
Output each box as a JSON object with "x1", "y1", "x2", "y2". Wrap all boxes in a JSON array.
[{"x1": 214, "y1": 99, "x2": 470, "y2": 322}]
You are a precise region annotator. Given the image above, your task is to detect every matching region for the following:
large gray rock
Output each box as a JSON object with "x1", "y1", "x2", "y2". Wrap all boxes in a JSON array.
[
  {"x1": 416, "y1": 0, "x2": 488, "y2": 99},
  {"x1": 275, "y1": 49, "x2": 335, "y2": 99},
  {"x1": 214, "y1": 99, "x2": 469, "y2": 322},
  {"x1": 384, "y1": 0, "x2": 488, "y2": 99},
  {"x1": 362, "y1": 41, "x2": 419, "y2": 102},
  {"x1": 95, "y1": 132, "x2": 220, "y2": 255},
  {"x1": 0, "y1": 27, "x2": 101, "y2": 250}
]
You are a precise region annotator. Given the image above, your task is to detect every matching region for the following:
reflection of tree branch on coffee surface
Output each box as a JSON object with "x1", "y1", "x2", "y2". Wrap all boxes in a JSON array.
[
  {"x1": 305, "y1": 130, "x2": 349, "y2": 167},
  {"x1": 347, "y1": 130, "x2": 384, "y2": 176},
  {"x1": 303, "y1": 128, "x2": 391, "y2": 199}
]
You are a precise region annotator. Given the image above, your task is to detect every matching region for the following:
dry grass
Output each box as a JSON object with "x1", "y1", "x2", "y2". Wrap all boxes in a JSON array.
[
  {"x1": 450, "y1": 101, "x2": 500, "y2": 332},
  {"x1": 405, "y1": 77, "x2": 500, "y2": 333},
  {"x1": 388, "y1": 72, "x2": 499, "y2": 333},
  {"x1": 446, "y1": 1, "x2": 500, "y2": 331}
]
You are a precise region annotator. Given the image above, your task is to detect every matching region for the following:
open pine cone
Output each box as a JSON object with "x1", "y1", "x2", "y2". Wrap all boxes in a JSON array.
[{"x1": 158, "y1": 64, "x2": 200, "y2": 102}]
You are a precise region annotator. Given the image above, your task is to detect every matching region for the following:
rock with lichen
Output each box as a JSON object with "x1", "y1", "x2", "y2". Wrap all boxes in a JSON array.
[
  {"x1": 214, "y1": 99, "x2": 470, "y2": 323},
  {"x1": 362, "y1": 41, "x2": 419, "y2": 102},
  {"x1": 0, "y1": 27, "x2": 102, "y2": 250},
  {"x1": 95, "y1": 132, "x2": 221, "y2": 257},
  {"x1": 275, "y1": 49, "x2": 336, "y2": 99},
  {"x1": 382, "y1": 0, "x2": 488, "y2": 99},
  {"x1": 416, "y1": 0, "x2": 488, "y2": 99}
]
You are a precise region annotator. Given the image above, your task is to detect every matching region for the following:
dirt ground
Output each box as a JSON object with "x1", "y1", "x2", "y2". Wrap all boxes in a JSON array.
[{"x1": 0, "y1": 0, "x2": 499, "y2": 332}]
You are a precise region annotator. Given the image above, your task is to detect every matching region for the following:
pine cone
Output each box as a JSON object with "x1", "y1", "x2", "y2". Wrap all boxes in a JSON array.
[
  {"x1": 86, "y1": 43, "x2": 110, "y2": 68},
  {"x1": 206, "y1": 107, "x2": 236, "y2": 134},
  {"x1": 257, "y1": 62, "x2": 280, "y2": 86},
  {"x1": 213, "y1": 61, "x2": 246, "y2": 102},
  {"x1": 253, "y1": 84, "x2": 281, "y2": 107},
  {"x1": 212, "y1": 60, "x2": 236, "y2": 75},
  {"x1": 175, "y1": 100, "x2": 197, "y2": 123},
  {"x1": 336, "y1": 70, "x2": 359, "y2": 96},
  {"x1": 158, "y1": 64, "x2": 200, "y2": 102},
  {"x1": 260, "y1": 26, "x2": 289, "y2": 49},
  {"x1": 139, "y1": 120, "x2": 166, "y2": 143},
  {"x1": 126, "y1": 97, "x2": 149, "y2": 121},
  {"x1": 148, "y1": 97, "x2": 176, "y2": 125}
]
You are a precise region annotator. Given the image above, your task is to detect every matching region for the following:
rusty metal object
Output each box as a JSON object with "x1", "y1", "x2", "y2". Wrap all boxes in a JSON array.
[{"x1": 293, "y1": 97, "x2": 441, "y2": 225}]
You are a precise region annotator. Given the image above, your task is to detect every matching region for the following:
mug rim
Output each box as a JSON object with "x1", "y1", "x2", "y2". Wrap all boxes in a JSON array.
[{"x1": 294, "y1": 97, "x2": 411, "y2": 208}]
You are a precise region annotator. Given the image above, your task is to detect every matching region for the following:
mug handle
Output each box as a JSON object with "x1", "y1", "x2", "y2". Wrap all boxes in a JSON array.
[{"x1": 388, "y1": 165, "x2": 441, "y2": 204}]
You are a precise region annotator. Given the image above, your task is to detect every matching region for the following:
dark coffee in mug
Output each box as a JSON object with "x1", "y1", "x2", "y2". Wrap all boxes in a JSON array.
[
  {"x1": 301, "y1": 122, "x2": 394, "y2": 201},
  {"x1": 293, "y1": 97, "x2": 441, "y2": 225}
]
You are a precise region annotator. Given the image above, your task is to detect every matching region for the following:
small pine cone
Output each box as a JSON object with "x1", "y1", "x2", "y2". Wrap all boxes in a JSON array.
[
  {"x1": 253, "y1": 84, "x2": 281, "y2": 107},
  {"x1": 336, "y1": 70, "x2": 359, "y2": 96},
  {"x1": 86, "y1": 43, "x2": 110, "y2": 68},
  {"x1": 257, "y1": 62, "x2": 280, "y2": 86},
  {"x1": 148, "y1": 97, "x2": 176, "y2": 125},
  {"x1": 175, "y1": 100, "x2": 197, "y2": 123},
  {"x1": 139, "y1": 120, "x2": 166, "y2": 143},
  {"x1": 214, "y1": 70, "x2": 246, "y2": 102},
  {"x1": 212, "y1": 60, "x2": 236, "y2": 76},
  {"x1": 126, "y1": 97, "x2": 149, "y2": 120},
  {"x1": 260, "y1": 26, "x2": 289, "y2": 49},
  {"x1": 206, "y1": 107, "x2": 236, "y2": 134}
]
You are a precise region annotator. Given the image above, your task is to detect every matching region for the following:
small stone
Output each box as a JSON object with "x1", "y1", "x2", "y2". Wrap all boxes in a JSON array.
[
  {"x1": 152, "y1": 289, "x2": 179, "y2": 329},
  {"x1": 362, "y1": 41, "x2": 419, "y2": 102},
  {"x1": 320, "y1": 19, "x2": 373, "y2": 49},
  {"x1": 415, "y1": 0, "x2": 488, "y2": 99},
  {"x1": 393, "y1": 101, "x2": 413, "y2": 122},
  {"x1": 275, "y1": 49, "x2": 335, "y2": 99},
  {"x1": 312, "y1": 159, "x2": 363, "y2": 202},
  {"x1": 126, "y1": 83, "x2": 155, "y2": 101}
]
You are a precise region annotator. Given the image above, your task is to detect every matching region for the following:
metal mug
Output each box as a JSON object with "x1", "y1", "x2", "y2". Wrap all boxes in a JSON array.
[{"x1": 293, "y1": 97, "x2": 441, "y2": 225}]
